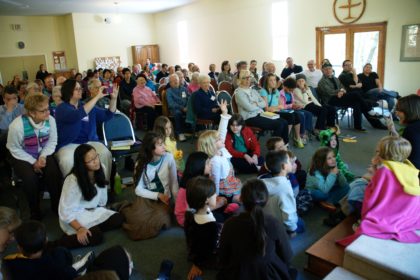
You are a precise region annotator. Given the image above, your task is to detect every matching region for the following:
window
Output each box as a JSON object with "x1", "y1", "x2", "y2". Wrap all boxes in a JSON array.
[
  {"x1": 177, "y1": 20, "x2": 189, "y2": 64},
  {"x1": 272, "y1": 1, "x2": 288, "y2": 61}
]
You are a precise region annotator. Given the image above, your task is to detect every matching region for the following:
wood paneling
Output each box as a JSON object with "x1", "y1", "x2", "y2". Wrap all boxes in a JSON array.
[{"x1": 131, "y1": 45, "x2": 160, "y2": 67}]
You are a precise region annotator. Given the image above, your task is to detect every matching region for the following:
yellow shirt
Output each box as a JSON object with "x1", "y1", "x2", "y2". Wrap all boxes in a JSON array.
[{"x1": 165, "y1": 137, "x2": 177, "y2": 155}]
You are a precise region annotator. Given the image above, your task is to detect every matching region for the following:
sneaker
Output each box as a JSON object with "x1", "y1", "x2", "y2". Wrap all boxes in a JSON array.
[
  {"x1": 294, "y1": 138, "x2": 304, "y2": 149},
  {"x1": 72, "y1": 251, "x2": 95, "y2": 275},
  {"x1": 178, "y1": 134, "x2": 186, "y2": 142},
  {"x1": 367, "y1": 110, "x2": 382, "y2": 117},
  {"x1": 156, "y1": 259, "x2": 174, "y2": 280},
  {"x1": 319, "y1": 201, "x2": 337, "y2": 212}
]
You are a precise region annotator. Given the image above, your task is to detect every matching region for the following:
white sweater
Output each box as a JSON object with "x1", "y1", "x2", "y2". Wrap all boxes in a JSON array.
[{"x1": 6, "y1": 115, "x2": 57, "y2": 164}]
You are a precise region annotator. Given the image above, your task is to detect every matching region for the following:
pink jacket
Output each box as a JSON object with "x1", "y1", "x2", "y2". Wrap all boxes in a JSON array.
[
  {"x1": 279, "y1": 89, "x2": 295, "y2": 110},
  {"x1": 339, "y1": 160, "x2": 420, "y2": 246},
  {"x1": 133, "y1": 85, "x2": 160, "y2": 108}
]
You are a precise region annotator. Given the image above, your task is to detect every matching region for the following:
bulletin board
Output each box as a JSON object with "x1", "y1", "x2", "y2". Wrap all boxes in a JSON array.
[
  {"x1": 94, "y1": 56, "x2": 121, "y2": 70},
  {"x1": 52, "y1": 51, "x2": 67, "y2": 70}
]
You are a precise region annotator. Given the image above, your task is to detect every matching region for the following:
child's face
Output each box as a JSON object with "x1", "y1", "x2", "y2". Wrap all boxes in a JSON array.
[
  {"x1": 274, "y1": 140, "x2": 287, "y2": 152},
  {"x1": 329, "y1": 135, "x2": 337, "y2": 149},
  {"x1": 84, "y1": 149, "x2": 101, "y2": 171},
  {"x1": 204, "y1": 159, "x2": 212, "y2": 175},
  {"x1": 290, "y1": 157, "x2": 297, "y2": 173},
  {"x1": 206, "y1": 193, "x2": 217, "y2": 209},
  {"x1": 283, "y1": 155, "x2": 293, "y2": 173},
  {"x1": 215, "y1": 134, "x2": 225, "y2": 150},
  {"x1": 154, "y1": 139, "x2": 166, "y2": 156},
  {"x1": 230, "y1": 121, "x2": 242, "y2": 134},
  {"x1": 326, "y1": 151, "x2": 337, "y2": 167},
  {"x1": 0, "y1": 227, "x2": 13, "y2": 253},
  {"x1": 164, "y1": 122, "x2": 172, "y2": 137}
]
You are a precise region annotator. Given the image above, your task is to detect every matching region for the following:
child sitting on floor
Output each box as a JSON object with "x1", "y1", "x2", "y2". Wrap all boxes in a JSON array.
[
  {"x1": 319, "y1": 126, "x2": 355, "y2": 182},
  {"x1": 306, "y1": 147, "x2": 350, "y2": 211},
  {"x1": 339, "y1": 136, "x2": 420, "y2": 246},
  {"x1": 197, "y1": 100, "x2": 241, "y2": 202},
  {"x1": 262, "y1": 150, "x2": 305, "y2": 237}
]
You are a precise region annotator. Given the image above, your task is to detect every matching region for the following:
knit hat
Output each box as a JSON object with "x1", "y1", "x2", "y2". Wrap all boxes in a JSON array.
[
  {"x1": 322, "y1": 62, "x2": 332, "y2": 68},
  {"x1": 295, "y1": 73, "x2": 306, "y2": 81}
]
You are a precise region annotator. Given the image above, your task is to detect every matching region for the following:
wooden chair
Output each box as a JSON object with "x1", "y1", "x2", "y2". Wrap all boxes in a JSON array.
[
  {"x1": 160, "y1": 88, "x2": 170, "y2": 117},
  {"x1": 210, "y1": 78, "x2": 218, "y2": 91},
  {"x1": 218, "y1": 81, "x2": 234, "y2": 96}
]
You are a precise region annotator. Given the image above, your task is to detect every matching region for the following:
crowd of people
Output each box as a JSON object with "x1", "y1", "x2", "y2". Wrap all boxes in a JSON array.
[{"x1": 0, "y1": 57, "x2": 419, "y2": 280}]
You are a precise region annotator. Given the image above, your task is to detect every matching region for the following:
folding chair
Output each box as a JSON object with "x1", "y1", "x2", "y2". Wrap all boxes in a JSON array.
[
  {"x1": 218, "y1": 81, "x2": 234, "y2": 96},
  {"x1": 210, "y1": 78, "x2": 218, "y2": 91}
]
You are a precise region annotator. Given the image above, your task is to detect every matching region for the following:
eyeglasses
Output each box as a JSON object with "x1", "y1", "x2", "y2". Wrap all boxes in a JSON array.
[
  {"x1": 241, "y1": 76, "x2": 251, "y2": 80},
  {"x1": 85, "y1": 153, "x2": 99, "y2": 164},
  {"x1": 36, "y1": 108, "x2": 50, "y2": 114},
  {"x1": 74, "y1": 87, "x2": 83, "y2": 91}
]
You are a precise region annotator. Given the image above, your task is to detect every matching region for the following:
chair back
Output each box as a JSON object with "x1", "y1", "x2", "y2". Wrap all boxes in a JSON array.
[
  {"x1": 159, "y1": 77, "x2": 167, "y2": 85},
  {"x1": 161, "y1": 88, "x2": 169, "y2": 117},
  {"x1": 217, "y1": 90, "x2": 231, "y2": 105},
  {"x1": 218, "y1": 81, "x2": 234, "y2": 96},
  {"x1": 231, "y1": 93, "x2": 239, "y2": 114},
  {"x1": 210, "y1": 78, "x2": 218, "y2": 91},
  {"x1": 102, "y1": 112, "x2": 136, "y2": 146}
]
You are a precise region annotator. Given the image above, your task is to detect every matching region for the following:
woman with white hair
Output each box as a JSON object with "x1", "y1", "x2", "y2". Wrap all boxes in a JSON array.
[
  {"x1": 234, "y1": 70, "x2": 289, "y2": 143},
  {"x1": 193, "y1": 74, "x2": 220, "y2": 122}
]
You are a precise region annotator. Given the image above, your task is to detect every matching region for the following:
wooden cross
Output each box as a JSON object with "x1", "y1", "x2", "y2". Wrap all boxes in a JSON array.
[{"x1": 339, "y1": 0, "x2": 361, "y2": 20}]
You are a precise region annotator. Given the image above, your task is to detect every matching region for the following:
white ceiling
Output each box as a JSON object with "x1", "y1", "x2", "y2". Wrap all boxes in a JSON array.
[{"x1": 0, "y1": 0, "x2": 196, "y2": 16}]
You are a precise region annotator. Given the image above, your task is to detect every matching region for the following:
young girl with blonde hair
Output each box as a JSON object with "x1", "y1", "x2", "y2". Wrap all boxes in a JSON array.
[{"x1": 197, "y1": 100, "x2": 241, "y2": 201}]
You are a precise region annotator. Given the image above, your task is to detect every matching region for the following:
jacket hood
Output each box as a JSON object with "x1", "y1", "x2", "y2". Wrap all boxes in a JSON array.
[
  {"x1": 319, "y1": 125, "x2": 341, "y2": 149},
  {"x1": 383, "y1": 160, "x2": 420, "y2": 196}
]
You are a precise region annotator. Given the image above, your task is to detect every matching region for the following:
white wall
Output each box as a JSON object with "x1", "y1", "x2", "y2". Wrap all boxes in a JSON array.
[
  {"x1": 71, "y1": 13, "x2": 156, "y2": 70},
  {"x1": 154, "y1": 0, "x2": 420, "y2": 95}
]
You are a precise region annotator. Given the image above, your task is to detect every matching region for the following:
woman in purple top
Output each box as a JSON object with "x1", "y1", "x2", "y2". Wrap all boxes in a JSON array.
[{"x1": 55, "y1": 79, "x2": 118, "y2": 180}]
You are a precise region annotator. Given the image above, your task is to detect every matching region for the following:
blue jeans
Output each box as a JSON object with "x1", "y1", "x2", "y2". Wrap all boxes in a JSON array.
[
  {"x1": 310, "y1": 183, "x2": 349, "y2": 204},
  {"x1": 365, "y1": 88, "x2": 398, "y2": 111},
  {"x1": 295, "y1": 109, "x2": 313, "y2": 134},
  {"x1": 173, "y1": 111, "x2": 186, "y2": 135}
]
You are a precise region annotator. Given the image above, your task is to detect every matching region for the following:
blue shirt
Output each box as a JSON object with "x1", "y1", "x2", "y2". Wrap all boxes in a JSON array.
[
  {"x1": 166, "y1": 86, "x2": 188, "y2": 114},
  {"x1": 193, "y1": 88, "x2": 218, "y2": 119},
  {"x1": 260, "y1": 88, "x2": 280, "y2": 107},
  {"x1": 0, "y1": 104, "x2": 24, "y2": 132},
  {"x1": 55, "y1": 102, "x2": 114, "y2": 149}
]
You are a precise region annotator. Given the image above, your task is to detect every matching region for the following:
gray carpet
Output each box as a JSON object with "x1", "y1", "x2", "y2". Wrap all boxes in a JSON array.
[{"x1": 3, "y1": 115, "x2": 393, "y2": 280}]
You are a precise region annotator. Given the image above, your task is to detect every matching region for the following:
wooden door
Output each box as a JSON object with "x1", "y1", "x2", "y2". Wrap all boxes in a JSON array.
[{"x1": 131, "y1": 45, "x2": 160, "y2": 67}]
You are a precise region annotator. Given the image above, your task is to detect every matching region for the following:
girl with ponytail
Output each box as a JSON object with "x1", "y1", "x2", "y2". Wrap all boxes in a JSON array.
[{"x1": 217, "y1": 179, "x2": 296, "y2": 280}]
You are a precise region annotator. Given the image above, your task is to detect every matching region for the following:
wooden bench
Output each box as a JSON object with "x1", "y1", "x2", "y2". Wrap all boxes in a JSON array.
[{"x1": 305, "y1": 216, "x2": 357, "y2": 278}]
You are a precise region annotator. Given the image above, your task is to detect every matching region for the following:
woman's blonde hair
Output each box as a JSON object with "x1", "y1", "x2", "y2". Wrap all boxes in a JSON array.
[
  {"x1": 377, "y1": 136, "x2": 412, "y2": 162},
  {"x1": 0, "y1": 206, "x2": 21, "y2": 230},
  {"x1": 239, "y1": 69, "x2": 251, "y2": 86},
  {"x1": 24, "y1": 93, "x2": 49, "y2": 112},
  {"x1": 153, "y1": 116, "x2": 175, "y2": 141},
  {"x1": 197, "y1": 130, "x2": 219, "y2": 157}
]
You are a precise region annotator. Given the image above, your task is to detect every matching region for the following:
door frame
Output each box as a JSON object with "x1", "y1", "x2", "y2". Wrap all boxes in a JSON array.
[{"x1": 316, "y1": 21, "x2": 387, "y2": 81}]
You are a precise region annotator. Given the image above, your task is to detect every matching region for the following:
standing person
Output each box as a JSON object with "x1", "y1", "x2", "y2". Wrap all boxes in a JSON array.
[
  {"x1": 281, "y1": 57, "x2": 303, "y2": 79},
  {"x1": 225, "y1": 114, "x2": 264, "y2": 173},
  {"x1": 235, "y1": 70, "x2": 289, "y2": 143},
  {"x1": 218, "y1": 179, "x2": 295, "y2": 280},
  {"x1": 293, "y1": 73, "x2": 336, "y2": 134},
  {"x1": 7, "y1": 94, "x2": 63, "y2": 219},
  {"x1": 217, "y1": 61, "x2": 234, "y2": 83},
  {"x1": 302, "y1": 60, "x2": 323, "y2": 89},
  {"x1": 58, "y1": 144, "x2": 123, "y2": 249},
  {"x1": 317, "y1": 62, "x2": 382, "y2": 131},
  {"x1": 55, "y1": 79, "x2": 117, "y2": 181},
  {"x1": 306, "y1": 147, "x2": 350, "y2": 211},
  {"x1": 358, "y1": 63, "x2": 399, "y2": 115},
  {"x1": 35, "y1": 64, "x2": 49, "y2": 81},
  {"x1": 388, "y1": 94, "x2": 420, "y2": 169},
  {"x1": 184, "y1": 177, "x2": 220, "y2": 280}
]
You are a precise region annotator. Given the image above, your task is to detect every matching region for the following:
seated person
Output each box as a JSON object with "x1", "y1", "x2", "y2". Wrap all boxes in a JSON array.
[
  {"x1": 225, "y1": 114, "x2": 263, "y2": 173},
  {"x1": 293, "y1": 73, "x2": 336, "y2": 133},
  {"x1": 358, "y1": 63, "x2": 399, "y2": 114},
  {"x1": 0, "y1": 86, "x2": 25, "y2": 162},
  {"x1": 133, "y1": 74, "x2": 161, "y2": 130},
  {"x1": 50, "y1": 85, "x2": 63, "y2": 116},
  {"x1": 235, "y1": 70, "x2": 289, "y2": 143},
  {"x1": 43, "y1": 75, "x2": 55, "y2": 98},
  {"x1": 57, "y1": 144, "x2": 123, "y2": 249},
  {"x1": 166, "y1": 74, "x2": 188, "y2": 140},
  {"x1": 87, "y1": 79, "x2": 110, "y2": 109},
  {"x1": 155, "y1": 63, "x2": 169, "y2": 83},
  {"x1": 7, "y1": 94, "x2": 63, "y2": 219},
  {"x1": 302, "y1": 60, "x2": 323, "y2": 88},
  {"x1": 338, "y1": 60, "x2": 365, "y2": 95},
  {"x1": 0, "y1": 206, "x2": 21, "y2": 255},
  {"x1": 217, "y1": 61, "x2": 234, "y2": 83},
  {"x1": 280, "y1": 57, "x2": 303, "y2": 79},
  {"x1": 317, "y1": 62, "x2": 381, "y2": 131},
  {"x1": 118, "y1": 68, "x2": 136, "y2": 115},
  {"x1": 306, "y1": 147, "x2": 349, "y2": 211},
  {"x1": 339, "y1": 136, "x2": 420, "y2": 246},
  {"x1": 55, "y1": 79, "x2": 116, "y2": 180},
  {"x1": 193, "y1": 74, "x2": 220, "y2": 122},
  {"x1": 3, "y1": 220, "x2": 133, "y2": 280},
  {"x1": 187, "y1": 72, "x2": 200, "y2": 94}
]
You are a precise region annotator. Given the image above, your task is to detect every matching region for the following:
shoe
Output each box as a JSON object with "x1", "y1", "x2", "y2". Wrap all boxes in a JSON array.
[
  {"x1": 354, "y1": 127, "x2": 367, "y2": 132},
  {"x1": 178, "y1": 134, "x2": 186, "y2": 142},
  {"x1": 157, "y1": 259, "x2": 174, "y2": 279},
  {"x1": 73, "y1": 251, "x2": 95, "y2": 275},
  {"x1": 294, "y1": 138, "x2": 304, "y2": 149},
  {"x1": 319, "y1": 201, "x2": 337, "y2": 212},
  {"x1": 367, "y1": 110, "x2": 382, "y2": 118}
]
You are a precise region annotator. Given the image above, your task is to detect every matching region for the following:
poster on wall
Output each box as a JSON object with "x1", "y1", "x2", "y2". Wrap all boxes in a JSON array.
[
  {"x1": 94, "y1": 56, "x2": 121, "y2": 70},
  {"x1": 53, "y1": 51, "x2": 67, "y2": 70},
  {"x1": 400, "y1": 24, "x2": 420, "y2": 61}
]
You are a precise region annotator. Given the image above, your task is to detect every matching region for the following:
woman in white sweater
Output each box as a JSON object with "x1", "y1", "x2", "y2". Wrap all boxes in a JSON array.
[
  {"x1": 6, "y1": 93, "x2": 62, "y2": 219},
  {"x1": 58, "y1": 144, "x2": 123, "y2": 248},
  {"x1": 293, "y1": 74, "x2": 336, "y2": 134}
]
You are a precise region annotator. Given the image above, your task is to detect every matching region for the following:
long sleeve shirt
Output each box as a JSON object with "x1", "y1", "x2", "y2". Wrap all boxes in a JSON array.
[
  {"x1": 119, "y1": 78, "x2": 137, "y2": 101},
  {"x1": 7, "y1": 115, "x2": 57, "y2": 164},
  {"x1": 317, "y1": 75, "x2": 344, "y2": 104},
  {"x1": 234, "y1": 87, "x2": 265, "y2": 120},
  {"x1": 281, "y1": 65, "x2": 303, "y2": 79},
  {"x1": 135, "y1": 153, "x2": 179, "y2": 200},
  {"x1": 132, "y1": 85, "x2": 160, "y2": 108},
  {"x1": 302, "y1": 69, "x2": 323, "y2": 88},
  {"x1": 193, "y1": 88, "x2": 218, "y2": 119},
  {"x1": 306, "y1": 170, "x2": 348, "y2": 194},
  {"x1": 166, "y1": 86, "x2": 189, "y2": 114},
  {"x1": 0, "y1": 104, "x2": 24, "y2": 132},
  {"x1": 293, "y1": 87, "x2": 321, "y2": 107}
]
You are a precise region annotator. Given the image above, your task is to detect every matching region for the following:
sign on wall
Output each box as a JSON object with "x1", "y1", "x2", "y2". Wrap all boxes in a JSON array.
[
  {"x1": 94, "y1": 56, "x2": 121, "y2": 70},
  {"x1": 53, "y1": 51, "x2": 67, "y2": 71},
  {"x1": 333, "y1": 0, "x2": 366, "y2": 24}
]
